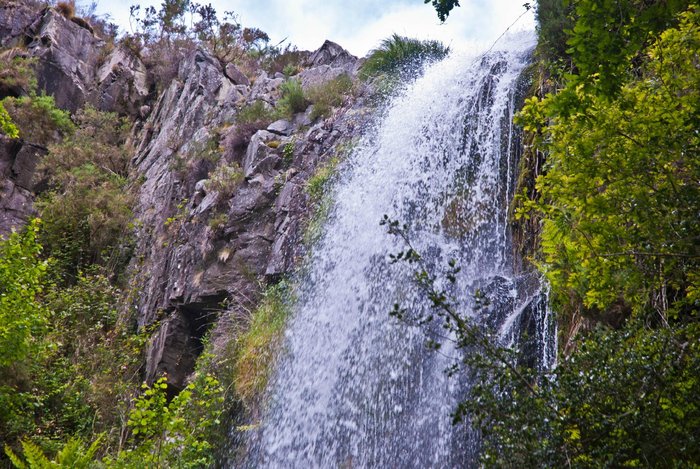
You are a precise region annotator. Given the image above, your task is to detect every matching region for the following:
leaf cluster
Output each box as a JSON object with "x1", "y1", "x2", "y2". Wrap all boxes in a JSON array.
[
  {"x1": 518, "y1": 5, "x2": 700, "y2": 321},
  {"x1": 359, "y1": 34, "x2": 449, "y2": 81}
]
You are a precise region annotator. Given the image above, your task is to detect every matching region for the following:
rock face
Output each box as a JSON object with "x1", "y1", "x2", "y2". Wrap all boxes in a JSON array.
[
  {"x1": 0, "y1": 136, "x2": 45, "y2": 237},
  {"x1": 94, "y1": 44, "x2": 149, "y2": 116},
  {"x1": 126, "y1": 43, "x2": 367, "y2": 391},
  {"x1": 300, "y1": 40, "x2": 360, "y2": 90},
  {"x1": 0, "y1": 2, "x2": 368, "y2": 392},
  {"x1": 0, "y1": 4, "x2": 148, "y2": 235},
  {"x1": 26, "y1": 8, "x2": 104, "y2": 112},
  {"x1": 0, "y1": 4, "x2": 148, "y2": 114},
  {"x1": 0, "y1": 1, "x2": 38, "y2": 48}
]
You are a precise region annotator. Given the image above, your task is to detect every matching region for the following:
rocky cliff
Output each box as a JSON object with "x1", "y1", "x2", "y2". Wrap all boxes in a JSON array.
[{"x1": 0, "y1": 2, "x2": 371, "y2": 392}]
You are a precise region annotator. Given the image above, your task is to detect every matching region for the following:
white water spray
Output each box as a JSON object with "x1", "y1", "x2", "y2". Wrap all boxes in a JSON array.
[{"x1": 242, "y1": 32, "x2": 554, "y2": 468}]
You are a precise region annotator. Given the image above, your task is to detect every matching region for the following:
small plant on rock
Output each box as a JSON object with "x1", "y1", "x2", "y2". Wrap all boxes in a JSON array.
[
  {"x1": 205, "y1": 162, "x2": 244, "y2": 199},
  {"x1": 277, "y1": 78, "x2": 308, "y2": 118},
  {"x1": 307, "y1": 74, "x2": 355, "y2": 120}
]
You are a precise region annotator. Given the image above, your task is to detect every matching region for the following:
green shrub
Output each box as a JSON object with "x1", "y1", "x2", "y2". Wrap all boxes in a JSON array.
[
  {"x1": 1, "y1": 95, "x2": 74, "y2": 145},
  {"x1": 205, "y1": 162, "x2": 244, "y2": 198},
  {"x1": 359, "y1": 34, "x2": 449, "y2": 80},
  {"x1": 307, "y1": 74, "x2": 355, "y2": 120},
  {"x1": 42, "y1": 105, "x2": 131, "y2": 180},
  {"x1": 282, "y1": 63, "x2": 299, "y2": 77},
  {"x1": 0, "y1": 52, "x2": 37, "y2": 95},
  {"x1": 516, "y1": 5, "x2": 700, "y2": 318},
  {"x1": 37, "y1": 167, "x2": 134, "y2": 281},
  {"x1": 0, "y1": 102, "x2": 19, "y2": 139},
  {"x1": 208, "y1": 212, "x2": 228, "y2": 231},
  {"x1": 36, "y1": 106, "x2": 134, "y2": 281},
  {"x1": 306, "y1": 156, "x2": 339, "y2": 202},
  {"x1": 276, "y1": 78, "x2": 308, "y2": 118},
  {"x1": 5, "y1": 436, "x2": 103, "y2": 469},
  {"x1": 282, "y1": 141, "x2": 294, "y2": 165},
  {"x1": 236, "y1": 100, "x2": 276, "y2": 127},
  {"x1": 0, "y1": 220, "x2": 48, "y2": 369},
  {"x1": 109, "y1": 373, "x2": 225, "y2": 468}
]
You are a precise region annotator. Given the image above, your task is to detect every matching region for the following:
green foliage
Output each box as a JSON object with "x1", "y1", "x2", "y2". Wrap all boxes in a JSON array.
[
  {"x1": 518, "y1": 5, "x2": 700, "y2": 319},
  {"x1": 233, "y1": 281, "x2": 292, "y2": 411},
  {"x1": 205, "y1": 162, "x2": 244, "y2": 198},
  {"x1": 236, "y1": 100, "x2": 276, "y2": 127},
  {"x1": 1, "y1": 95, "x2": 74, "y2": 145},
  {"x1": 276, "y1": 78, "x2": 308, "y2": 118},
  {"x1": 534, "y1": 0, "x2": 574, "y2": 63},
  {"x1": 474, "y1": 320, "x2": 700, "y2": 467},
  {"x1": 0, "y1": 102, "x2": 19, "y2": 138},
  {"x1": 37, "y1": 106, "x2": 134, "y2": 280},
  {"x1": 207, "y1": 212, "x2": 228, "y2": 231},
  {"x1": 307, "y1": 74, "x2": 355, "y2": 121},
  {"x1": 384, "y1": 216, "x2": 700, "y2": 466},
  {"x1": 565, "y1": 0, "x2": 690, "y2": 96},
  {"x1": 111, "y1": 373, "x2": 225, "y2": 468},
  {"x1": 5, "y1": 436, "x2": 103, "y2": 469},
  {"x1": 282, "y1": 63, "x2": 299, "y2": 77},
  {"x1": 282, "y1": 141, "x2": 294, "y2": 165},
  {"x1": 423, "y1": 0, "x2": 460, "y2": 22},
  {"x1": 37, "y1": 168, "x2": 133, "y2": 281},
  {"x1": 0, "y1": 220, "x2": 48, "y2": 368},
  {"x1": 359, "y1": 34, "x2": 449, "y2": 80},
  {"x1": 0, "y1": 51, "x2": 38, "y2": 94},
  {"x1": 42, "y1": 106, "x2": 131, "y2": 179},
  {"x1": 306, "y1": 156, "x2": 339, "y2": 202}
]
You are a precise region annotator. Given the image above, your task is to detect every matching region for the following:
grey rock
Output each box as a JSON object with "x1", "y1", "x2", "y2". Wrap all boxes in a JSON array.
[
  {"x1": 294, "y1": 106, "x2": 314, "y2": 127},
  {"x1": 225, "y1": 63, "x2": 250, "y2": 86},
  {"x1": 306, "y1": 40, "x2": 357, "y2": 68},
  {"x1": 0, "y1": 137, "x2": 45, "y2": 236},
  {"x1": 267, "y1": 119, "x2": 294, "y2": 136},
  {"x1": 145, "y1": 310, "x2": 199, "y2": 392},
  {"x1": 194, "y1": 179, "x2": 208, "y2": 193},
  {"x1": 94, "y1": 43, "x2": 148, "y2": 116},
  {"x1": 249, "y1": 72, "x2": 284, "y2": 103},
  {"x1": 242, "y1": 130, "x2": 276, "y2": 177},
  {"x1": 300, "y1": 65, "x2": 350, "y2": 90},
  {"x1": 0, "y1": 1, "x2": 39, "y2": 48},
  {"x1": 26, "y1": 8, "x2": 104, "y2": 112}
]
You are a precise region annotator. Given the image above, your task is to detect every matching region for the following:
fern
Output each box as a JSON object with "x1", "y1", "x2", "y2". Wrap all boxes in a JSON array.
[{"x1": 5, "y1": 436, "x2": 103, "y2": 469}]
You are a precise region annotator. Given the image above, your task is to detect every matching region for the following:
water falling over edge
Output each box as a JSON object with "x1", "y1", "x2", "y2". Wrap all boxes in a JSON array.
[{"x1": 238, "y1": 31, "x2": 556, "y2": 468}]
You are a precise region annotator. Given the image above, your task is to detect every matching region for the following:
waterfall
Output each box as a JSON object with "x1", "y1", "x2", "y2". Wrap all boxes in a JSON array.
[{"x1": 242, "y1": 32, "x2": 554, "y2": 468}]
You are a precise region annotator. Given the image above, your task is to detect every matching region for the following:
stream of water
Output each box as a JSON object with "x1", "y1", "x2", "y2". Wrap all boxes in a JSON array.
[{"x1": 243, "y1": 32, "x2": 555, "y2": 468}]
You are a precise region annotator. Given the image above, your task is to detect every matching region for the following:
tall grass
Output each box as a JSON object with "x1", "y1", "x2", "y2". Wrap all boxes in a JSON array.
[{"x1": 359, "y1": 34, "x2": 449, "y2": 80}]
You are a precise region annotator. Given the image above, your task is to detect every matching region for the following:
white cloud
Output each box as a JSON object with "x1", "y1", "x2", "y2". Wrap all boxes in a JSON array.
[{"x1": 91, "y1": 0, "x2": 535, "y2": 57}]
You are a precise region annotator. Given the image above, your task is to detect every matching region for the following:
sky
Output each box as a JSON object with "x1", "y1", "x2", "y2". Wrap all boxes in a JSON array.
[{"x1": 91, "y1": 0, "x2": 536, "y2": 57}]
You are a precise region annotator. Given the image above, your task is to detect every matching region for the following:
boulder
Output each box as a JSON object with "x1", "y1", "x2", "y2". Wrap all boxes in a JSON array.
[
  {"x1": 306, "y1": 40, "x2": 357, "y2": 69},
  {"x1": 0, "y1": 137, "x2": 45, "y2": 236},
  {"x1": 94, "y1": 43, "x2": 149, "y2": 116},
  {"x1": 26, "y1": 8, "x2": 104, "y2": 112},
  {"x1": 267, "y1": 119, "x2": 294, "y2": 136},
  {"x1": 225, "y1": 63, "x2": 250, "y2": 86}
]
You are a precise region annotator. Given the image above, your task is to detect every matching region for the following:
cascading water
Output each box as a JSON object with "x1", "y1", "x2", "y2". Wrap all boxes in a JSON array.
[{"x1": 242, "y1": 31, "x2": 555, "y2": 468}]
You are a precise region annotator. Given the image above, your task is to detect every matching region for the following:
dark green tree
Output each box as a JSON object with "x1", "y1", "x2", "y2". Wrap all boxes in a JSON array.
[{"x1": 424, "y1": 0, "x2": 460, "y2": 22}]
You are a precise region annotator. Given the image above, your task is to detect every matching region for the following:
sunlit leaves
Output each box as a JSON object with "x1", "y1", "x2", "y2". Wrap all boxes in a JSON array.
[
  {"x1": 0, "y1": 220, "x2": 49, "y2": 368},
  {"x1": 519, "y1": 5, "x2": 700, "y2": 319}
]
